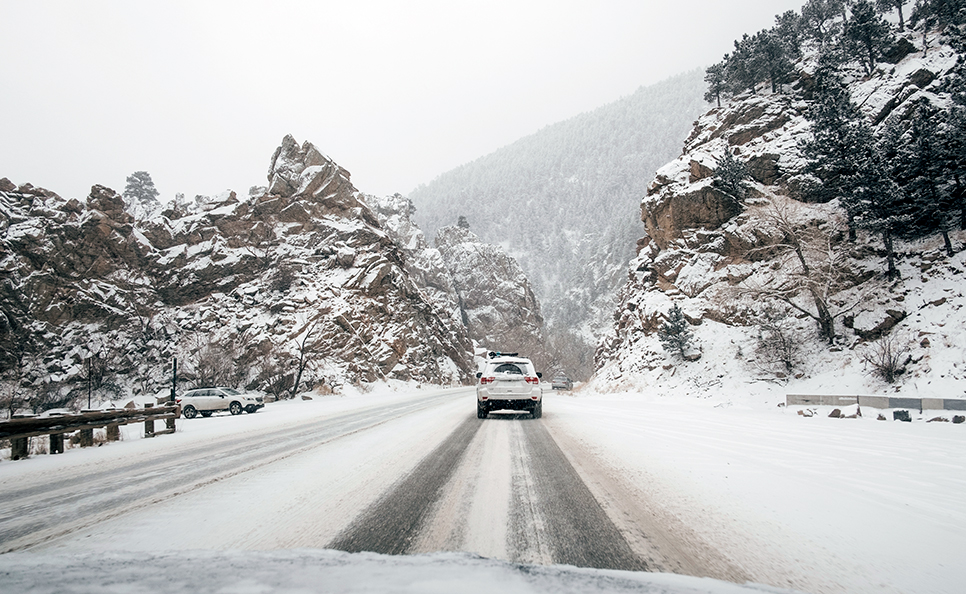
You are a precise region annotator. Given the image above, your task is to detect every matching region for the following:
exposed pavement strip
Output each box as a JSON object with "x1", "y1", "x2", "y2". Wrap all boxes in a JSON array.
[
  {"x1": 328, "y1": 416, "x2": 483, "y2": 554},
  {"x1": 516, "y1": 420, "x2": 647, "y2": 571},
  {"x1": 329, "y1": 413, "x2": 648, "y2": 572}
]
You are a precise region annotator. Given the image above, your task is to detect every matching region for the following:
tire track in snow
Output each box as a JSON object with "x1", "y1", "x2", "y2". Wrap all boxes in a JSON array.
[
  {"x1": 514, "y1": 419, "x2": 648, "y2": 571},
  {"x1": 327, "y1": 415, "x2": 482, "y2": 555}
]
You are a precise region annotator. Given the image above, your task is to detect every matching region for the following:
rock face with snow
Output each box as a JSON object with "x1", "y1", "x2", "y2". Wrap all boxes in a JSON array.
[
  {"x1": 433, "y1": 226, "x2": 547, "y2": 365},
  {"x1": 366, "y1": 194, "x2": 549, "y2": 369},
  {"x1": 595, "y1": 31, "x2": 966, "y2": 398},
  {"x1": 363, "y1": 193, "x2": 467, "y2": 341},
  {"x1": 0, "y1": 136, "x2": 475, "y2": 407}
]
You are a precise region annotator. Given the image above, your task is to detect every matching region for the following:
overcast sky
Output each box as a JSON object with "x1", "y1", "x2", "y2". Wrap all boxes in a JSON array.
[{"x1": 1, "y1": 0, "x2": 803, "y2": 202}]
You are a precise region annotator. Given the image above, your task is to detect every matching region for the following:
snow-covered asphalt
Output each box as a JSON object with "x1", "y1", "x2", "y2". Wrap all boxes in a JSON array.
[
  {"x1": 2, "y1": 385, "x2": 964, "y2": 594},
  {"x1": 0, "y1": 387, "x2": 682, "y2": 573}
]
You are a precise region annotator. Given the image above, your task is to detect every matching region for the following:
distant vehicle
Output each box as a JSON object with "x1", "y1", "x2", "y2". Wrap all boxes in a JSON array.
[
  {"x1": 177, "y1": 387, "x2": 264, "y2": 418},
  {"x1": 551, "y1": 374, "x2": 573, "y2": 391},
  {"x1": 476, "y1": 353, "x2": 543, "y2": 419}
]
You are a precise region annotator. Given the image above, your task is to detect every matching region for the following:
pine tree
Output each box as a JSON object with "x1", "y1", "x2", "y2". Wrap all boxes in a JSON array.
[
  {"x1": 844, "y1": 0, "x2": 894, "y2": 75},
  {"x1": 774, "y1": 10, "x2": 806, "y2": 59},
  {"x1": 942, "y1": 68, "x2": 966, "y2": 231},
  {"x1": 911, "y1": 0, "x2": 966, "y2": 29},
  {"x1": 803, "y1": 0, "x2": 847, "y2": 47},
  {"x1": 726, "y1": 35, "x2": 759, "y2": 94},
  {"x1": 801, "y1": 67, "x2": 907, "y2": 278},
  {"x1": 800, "y1": 66, "x2": 866, "y2": 208},
  {"x1": 123, "y1": 171, "x2": 160, "y2": 208},
  {"x1": 842, "y1": 148, "x2": 908, "y2": 278},
  {"x1": 714, "y1": 150, "x2": 750, "y2": 199},
  {"x1": 875, "y1": 0, "x2": 908, "y2": 29},
  {"x1": 658, "y1": 304, "x2": 695, "y2": 359},
  {"x1": 890, "y1": 100, "x2": 960, "y2": 254},
  {"x1": 753, "y1": 29, "x2": 795, "y2": 93},
  {"x1": 704, "y1": 62, "x2": 730, "y2": 107}
]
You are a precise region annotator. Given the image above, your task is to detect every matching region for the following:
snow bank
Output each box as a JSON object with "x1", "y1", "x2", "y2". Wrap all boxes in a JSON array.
[
  {"x1": 547, "y1": 390, "x2": 966, "y2": 594},
  {"x1": 0, "y1": 550, "x2": 802, "y2": 594}
]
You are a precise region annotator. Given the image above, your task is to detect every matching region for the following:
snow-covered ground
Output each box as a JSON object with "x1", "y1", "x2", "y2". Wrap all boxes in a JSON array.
[
  {"x1": 2, "y1": 382, "x2": 963, "y2": 594},
  {"x1": 547, "y1": 391, "x2": 966, "y2": 594}
]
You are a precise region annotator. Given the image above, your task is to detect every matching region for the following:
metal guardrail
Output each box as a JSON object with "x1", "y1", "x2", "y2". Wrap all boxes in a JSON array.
[
  {"x1": 786, "y1": 394, "x2": 966, "y2": 412},
  {"x1": 1, "y1": 402, "x2": 180, "y2": 460}
]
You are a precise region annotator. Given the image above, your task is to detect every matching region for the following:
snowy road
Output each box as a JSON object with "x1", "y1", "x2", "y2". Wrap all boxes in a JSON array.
[
  {"x1": 0, "y1": 389, "x2": 459, "y2": 552},
  {"x1": 0, "y1": 387, "x2": 736, "y2": 579},
  {"x1": 4, "y1": 386, "x2": 963, "y2": 593}
]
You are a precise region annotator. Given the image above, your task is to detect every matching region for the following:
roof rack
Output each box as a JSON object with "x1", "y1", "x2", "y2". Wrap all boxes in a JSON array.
[{"x1": 488, "y1": 351, "x2": 519, "y2": 359}]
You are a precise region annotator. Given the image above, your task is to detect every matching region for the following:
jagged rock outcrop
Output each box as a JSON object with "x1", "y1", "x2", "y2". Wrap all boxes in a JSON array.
[
  {"x1": 0, "y1": 136, "x2": 475, "y2": 407},
  {"x1": 363, "y1": 193, "x2": 467, "y2": 339},
  {"x1": 433, "y1": 226, "x2": 547, "y2": 364},
  {"x1": 366, "y1": 194, "x2": 550, "y2": 368},
  {"x1": 595, "y1": 30, "x2": 966, "y2": 392}
]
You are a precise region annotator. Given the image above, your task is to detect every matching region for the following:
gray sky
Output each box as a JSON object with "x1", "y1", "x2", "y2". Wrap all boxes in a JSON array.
[{"x1": 1, "y1": 0, "x2": 803, "y2": 202}]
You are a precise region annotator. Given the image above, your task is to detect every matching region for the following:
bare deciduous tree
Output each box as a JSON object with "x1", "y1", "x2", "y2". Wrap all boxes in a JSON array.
[
  {"x1": 289, "y1": 321, "x2": 322, "y2": 399},
  {"x1": 739, "y1": 199, "x2": 861, "y2": 344},
  {"x1": 256, "y1": 358, "x2": 295, "y2": 401}
]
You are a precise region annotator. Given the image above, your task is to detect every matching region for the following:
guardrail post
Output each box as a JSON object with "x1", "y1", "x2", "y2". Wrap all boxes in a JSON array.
[
  {"x1": 144, "y1": 403, "x2": 155, "y2": 438},
  {"x1": 11, "y1": 437, "x2": 29, "y2": 460},
  {"x1": 79, "y1": 429, "x2": 94, "y2": 447},
  {"x1": 50, "y1": 433, "x2": 64, "y2": 454},
  {"x1": 106, "y1": 423, "x2": 120, "y2": 441}
]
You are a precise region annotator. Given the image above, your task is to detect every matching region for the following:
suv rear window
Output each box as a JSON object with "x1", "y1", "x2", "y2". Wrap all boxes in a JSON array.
[{"x1": 489, "y1": 361, "x2": 533, "y2": 375}]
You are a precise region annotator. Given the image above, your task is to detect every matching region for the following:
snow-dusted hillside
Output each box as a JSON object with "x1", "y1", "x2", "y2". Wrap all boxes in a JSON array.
[
  {"x1": 409, "y1": 70, "x2": 709, "y2": 377},
  {"x1": 0, "y1": 136, "x2": 474, "y2": 410},
  {"x1": 594, "y1": 28, "x2": 966, "y2": 403}
]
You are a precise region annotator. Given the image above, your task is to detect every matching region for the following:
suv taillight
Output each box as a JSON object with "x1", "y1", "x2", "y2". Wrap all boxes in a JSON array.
[
  {"x1": 480, "y1": 377, "x2": 494, "y2": 385},
  {"x1": 525, "y1": 376, "x2": 539, "y2": 385},
  {"x1": 175, "y1": 398, "x2": 182, "y2": 404}
]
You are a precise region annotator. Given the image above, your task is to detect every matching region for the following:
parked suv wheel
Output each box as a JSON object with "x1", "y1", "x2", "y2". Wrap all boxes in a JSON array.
[{"x1": 183, "y1": 405, "x2": 198, "y2": 419}]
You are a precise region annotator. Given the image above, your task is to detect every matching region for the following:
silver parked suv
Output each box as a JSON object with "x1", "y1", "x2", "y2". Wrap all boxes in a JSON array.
[
  {"x1": 177, "y1": 387, "x2": 264, "y2": 418},
  {"x1": 476, "y1": 353, "x2": 543, "y2": 419}
]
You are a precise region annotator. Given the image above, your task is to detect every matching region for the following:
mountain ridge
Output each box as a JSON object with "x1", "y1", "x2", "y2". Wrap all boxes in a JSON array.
[
  {"x1": 0, "y1": 136, "x2": 476, "y2": 412},
  {"x1": 408, "y1": 69, "x2": 709, "y2": 378},
  {"x1": 593, "y1": 17, "x2": 966, "y2": 401}
]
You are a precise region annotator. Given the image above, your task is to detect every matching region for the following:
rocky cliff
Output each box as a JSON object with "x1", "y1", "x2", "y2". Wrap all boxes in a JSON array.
[
  {"x1": 362, "y1": 193, "x2": 468, "y2": 342},
  {"x1": 365, "y1": 194, "x2": 549, "y2": 370},
  {"x1": 595, "y1": 30, "x2": 966, "y2": 399},
  {"x1": 434, "y1": 226, "x2": 547, "y2": 367},
  {"x1": 0, "y1": 135, "x2": 475, "y2": 410}
]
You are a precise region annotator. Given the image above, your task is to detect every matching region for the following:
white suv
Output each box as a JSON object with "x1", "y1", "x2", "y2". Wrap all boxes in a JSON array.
[
  {"x1": 476, "y1": 354, "x2": 543, "y2": 419},
  {"x1": 177, "y1": 387, "x2": 264, "y2": 418}
]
